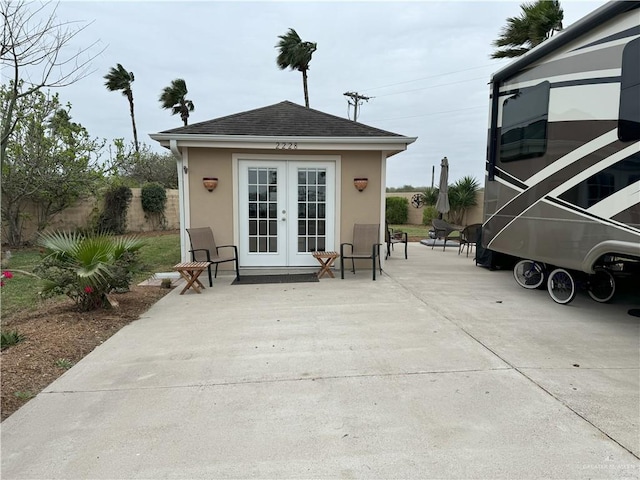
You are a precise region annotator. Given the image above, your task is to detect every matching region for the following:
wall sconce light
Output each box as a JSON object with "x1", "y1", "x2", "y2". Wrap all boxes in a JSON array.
[
  {"x1": 202, "y1": 177, "x2": 218, "y2": 192},
  {"x1": 353, "y1": 177, "x2": 368, "y2": 192}
]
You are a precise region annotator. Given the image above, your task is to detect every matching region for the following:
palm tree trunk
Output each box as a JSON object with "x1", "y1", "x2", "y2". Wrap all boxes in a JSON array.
[
  {"x1": 127, "y1": 92, "x2": 139, "y2": 154},
  {"x1": 302, "y1": 70, "x2": 310, "y2": 108},
  {"x1": 181, "y1": 103, "x2": 188, "y2": 126}
]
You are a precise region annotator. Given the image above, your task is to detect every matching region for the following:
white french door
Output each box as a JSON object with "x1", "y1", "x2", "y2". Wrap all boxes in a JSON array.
[{"x1": 238, "y1": 160, "x2": 335, "y2": 267}]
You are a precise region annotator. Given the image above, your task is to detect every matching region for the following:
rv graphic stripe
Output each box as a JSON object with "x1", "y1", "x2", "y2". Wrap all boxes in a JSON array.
[
  {"x1": 485, "y1": 141, "x2": 638, "y2": 245},
  {"x1": 573, "y1": 25, "x2": 640, "y2": 52},
  {"x1": 558, "y1": 153, "x2": 640, "y2": 209}
]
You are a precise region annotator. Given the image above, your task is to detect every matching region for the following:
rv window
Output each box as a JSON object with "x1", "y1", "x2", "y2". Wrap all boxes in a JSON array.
[
  {"x1": 619, "y1": 37, "x2": 640, "y2": 142},
  {"x1": 500, "y1": 81, "x2": 550, "y2": 162}
]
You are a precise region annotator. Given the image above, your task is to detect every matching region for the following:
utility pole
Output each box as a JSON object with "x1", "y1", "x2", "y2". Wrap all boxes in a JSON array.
[{"x1": 343, "y1": 91, "x2": 371, "y2": 122}]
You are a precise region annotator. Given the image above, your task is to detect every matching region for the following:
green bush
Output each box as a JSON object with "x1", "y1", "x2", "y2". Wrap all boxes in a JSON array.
[
  {"x1": 96, "y1": 184, "x2": 133, "y2": 234},
  {"x1": 35, "y1": 231, "x2": 145, "y2": 311},
  {"x1": 141, "y1": 182, "x2": 167, "y2": 214},
  {"x1": 386, "y1": 197, "x2": 409, "y2": 224},
  {"x1": 141, "y1": 182, "x2": 167, "y2": 229},
  {"x1": 422, "y1": 205, "x2": 438, "y2": 226}
]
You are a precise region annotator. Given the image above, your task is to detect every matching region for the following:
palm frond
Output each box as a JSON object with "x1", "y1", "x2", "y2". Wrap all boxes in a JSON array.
[
  {"x1": 112, "y1": 235, "x2": 145, "y2": 259},
  {"x1": 38, "y1": 230, "x2": 84, "y2": 258}
]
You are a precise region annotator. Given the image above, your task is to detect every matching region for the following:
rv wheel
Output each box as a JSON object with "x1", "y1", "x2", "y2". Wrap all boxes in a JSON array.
[
  {"x1": 547, "y1": 268, "x2": 577, "y2": 305},
  {"x1": 587, "y1": 268, "x2": 615, "y2": 303},
  {"x1": 513, "y1": 260, "x2": 544, "y2": 289}
]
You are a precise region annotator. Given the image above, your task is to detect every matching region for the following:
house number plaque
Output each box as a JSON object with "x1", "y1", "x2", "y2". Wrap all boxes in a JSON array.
[{"x1": 275, "y1": 142, "x2": 297, "y2": 150}]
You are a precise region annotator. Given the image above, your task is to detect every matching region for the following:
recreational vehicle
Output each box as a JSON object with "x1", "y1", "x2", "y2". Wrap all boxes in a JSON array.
[{"x1": 482, "y1": 1, "x2": 640, "y2": 304}]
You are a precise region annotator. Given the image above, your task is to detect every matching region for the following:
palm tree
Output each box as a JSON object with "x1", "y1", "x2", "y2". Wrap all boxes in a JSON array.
[
  {"x1": 491, "y1": 0, "x2": 564, "y2": 59},
  {"x1": 159, "y1": 79, "x2": 195, "y2": 126},
  {"x1": 104, "y1": 64, "x2": 139, "y2": 153},
  {"x1": 276, "y1": 28, "x2": 317, "y2": 108},
  {"x1": 38, "y1": 231, "x2": 145, "y2": 311}
]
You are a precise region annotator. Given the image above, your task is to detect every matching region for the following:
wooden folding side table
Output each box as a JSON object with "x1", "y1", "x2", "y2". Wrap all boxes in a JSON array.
[
  {"x1": 312, "y1": 251, "x2": 339, "y2": 279},
  {"x1": 173, "y1": 261, "x2": 211, "y2": 294}
]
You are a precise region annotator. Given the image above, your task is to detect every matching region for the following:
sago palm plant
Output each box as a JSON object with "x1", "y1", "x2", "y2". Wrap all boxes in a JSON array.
[{"x1": 36, "y1": 231, "x2": 145, "y2": 311}]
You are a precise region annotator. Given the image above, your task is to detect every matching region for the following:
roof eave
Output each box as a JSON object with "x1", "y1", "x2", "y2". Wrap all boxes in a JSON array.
[{"x1": 149, "y1": 133, "x2": 417, "y2": 152}]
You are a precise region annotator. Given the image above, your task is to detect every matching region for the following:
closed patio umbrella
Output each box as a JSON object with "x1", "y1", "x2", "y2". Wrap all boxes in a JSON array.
[{"x1": 435, "y1": 156, "x2": 450, "y2": 218}]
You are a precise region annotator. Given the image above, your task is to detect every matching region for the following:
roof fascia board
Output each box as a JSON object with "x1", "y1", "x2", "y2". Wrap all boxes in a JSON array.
[
  {"x1": 149, "y1": 134, "x2": 417, "y2": 151},
  {"x1": 492, "y1": 1, "x2": 639, "y2": 83}
]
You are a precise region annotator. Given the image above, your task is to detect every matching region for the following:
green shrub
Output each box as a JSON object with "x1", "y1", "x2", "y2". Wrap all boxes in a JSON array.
[
  {"x1": 35, "y1": 231, "x2": 145, "y2": 311},
  {"x1": 1, "y1": 330, "x2": 25, "y2": 350},
  {"x1": 386, "y1": 197, "x2": 409, "y2": 224},
  {"x1": 96, "y1": 184, "x2": 132, "y2": 234},
  {"x1": 422, "y1": 205, "x2": 438, "y2": 226},
  {"x1": 141, "y1": 182, "x2": 167, "y2": 214},
  {"x1": 141, "y1": 182, "x2": 167, "y2": 229}
]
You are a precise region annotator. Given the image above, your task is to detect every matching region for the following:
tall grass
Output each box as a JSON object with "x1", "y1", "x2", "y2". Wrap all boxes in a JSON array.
[{"x1": 1, "y1": 232, "x2": 180, "y2": 320}]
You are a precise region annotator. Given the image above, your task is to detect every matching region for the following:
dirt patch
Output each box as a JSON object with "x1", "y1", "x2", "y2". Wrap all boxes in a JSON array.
[{"x1": 1, "y1": 285, "x2": 172, "y2": 420}]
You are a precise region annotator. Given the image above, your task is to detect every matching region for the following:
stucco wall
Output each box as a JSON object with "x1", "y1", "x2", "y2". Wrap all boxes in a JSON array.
[
  {"x1": 187, "y1": 148, "x2": 236, "y2": 247},
  {"x1": 185, "y1": 147, "x2": 385, "y2": 249},
  {"x1": 339, "y1": 151, "x2": 384, "y2": 243},
  {"x1": 2, "y1": 189, "x2": 180, "y2": 244}
]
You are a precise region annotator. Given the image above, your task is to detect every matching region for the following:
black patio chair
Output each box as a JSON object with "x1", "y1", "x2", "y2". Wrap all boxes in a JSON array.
[
  {"x1": 385, "y1": 221, "x2": 408, "y2": 259},
  {"x1": 186, "y1": 227, "x2": 240, "y2": 286},
  {"x1": 340, "y1": 224, "x2": 382, "y2": 280},
  {"x1": 458, "y1": 223, "x2": 482, "y2": 257}
]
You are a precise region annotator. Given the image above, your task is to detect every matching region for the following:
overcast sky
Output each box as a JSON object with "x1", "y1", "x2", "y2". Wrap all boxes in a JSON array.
[{"x1": 46, "y1": 0, "x2": 607, "y2": 187}]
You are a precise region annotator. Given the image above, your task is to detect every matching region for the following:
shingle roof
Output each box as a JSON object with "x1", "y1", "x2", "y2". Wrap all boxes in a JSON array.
[{"x1": 160, "y1": 101, "x2": 405, "y2": 138}]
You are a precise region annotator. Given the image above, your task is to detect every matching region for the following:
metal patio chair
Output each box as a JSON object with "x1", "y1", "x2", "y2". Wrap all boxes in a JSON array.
[
  {"x1": 458, "y1": 223, "x2": 482, "y2": 257},
  {"x1": 385, "y1": 221, "x2": 408, "y2": 259},
  {"x1": 340, "y1": 224, "x2": 383, "y2": 280},
  {"x1": 432, "y1": 218, "x2": 459, "y2": 251},
  {"x1": 186, "y1": 227, "x2": 240, "y2": 286}
]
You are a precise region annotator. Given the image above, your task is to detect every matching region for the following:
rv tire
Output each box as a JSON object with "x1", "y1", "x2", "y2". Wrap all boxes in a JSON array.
[
  {"x1": 513, "y1": 260, "x2": 545, "y2": 289},
  {"x1": 587, "y1": 268, "x2": 615, "y2": 303},
  {"x1": 547, "y1": 268, "x2": 577, "y2": 305}
]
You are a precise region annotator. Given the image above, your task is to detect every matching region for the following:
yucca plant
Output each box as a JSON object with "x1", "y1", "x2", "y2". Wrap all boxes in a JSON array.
[
  {"x1": 36, "y1": 231, "x2": 145, "y2": 311},
  {"x1": 421, "y1": 187, "x2": 439, "y2": 206},
  {"x1": 448, "y1": 176, "x2": 480, "y2": 225}
]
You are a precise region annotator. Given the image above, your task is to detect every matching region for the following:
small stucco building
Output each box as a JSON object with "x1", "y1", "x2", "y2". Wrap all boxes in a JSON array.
[{"x1": 150, "y1": 101, "x2": 416, "y2": 271}]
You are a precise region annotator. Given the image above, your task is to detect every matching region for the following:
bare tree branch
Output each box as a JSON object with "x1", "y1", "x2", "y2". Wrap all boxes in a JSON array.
[{"x1": 1, "y1": 0, "x2": 105, "y2": 165}]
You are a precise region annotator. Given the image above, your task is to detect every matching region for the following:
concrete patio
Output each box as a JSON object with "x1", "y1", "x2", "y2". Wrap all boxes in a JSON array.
[{"x1": 2, "y1": 242, "x2": 639, "y2": 479}]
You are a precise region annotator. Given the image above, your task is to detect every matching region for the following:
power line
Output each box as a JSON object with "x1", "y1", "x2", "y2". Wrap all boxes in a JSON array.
[
  {"x1": 343, "y1": 91, "x2": 372, "y2": 121},
  {"x1": 360, "y1": 62, "x2": 506, "y2": 92},
  {"x1": 367, "y1": 105, "x2": 486, "y2": 123},
  {"x1": 368, "y1": 75, "x2": 489, "y2": 98}
]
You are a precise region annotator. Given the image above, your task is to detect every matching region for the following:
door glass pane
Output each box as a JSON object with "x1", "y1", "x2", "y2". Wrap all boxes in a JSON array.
[
  {"x1": 296, "y1": 167, "x2": 327, "y2": 252},
  {"x1": 248, "y1": 167, "x2": 278, "y2": 253}
]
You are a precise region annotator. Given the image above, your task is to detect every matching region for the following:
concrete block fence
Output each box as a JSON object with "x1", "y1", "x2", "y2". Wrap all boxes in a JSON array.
[{"x1": 1, "y1": 189, "x2": 180, "y2": 244}]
